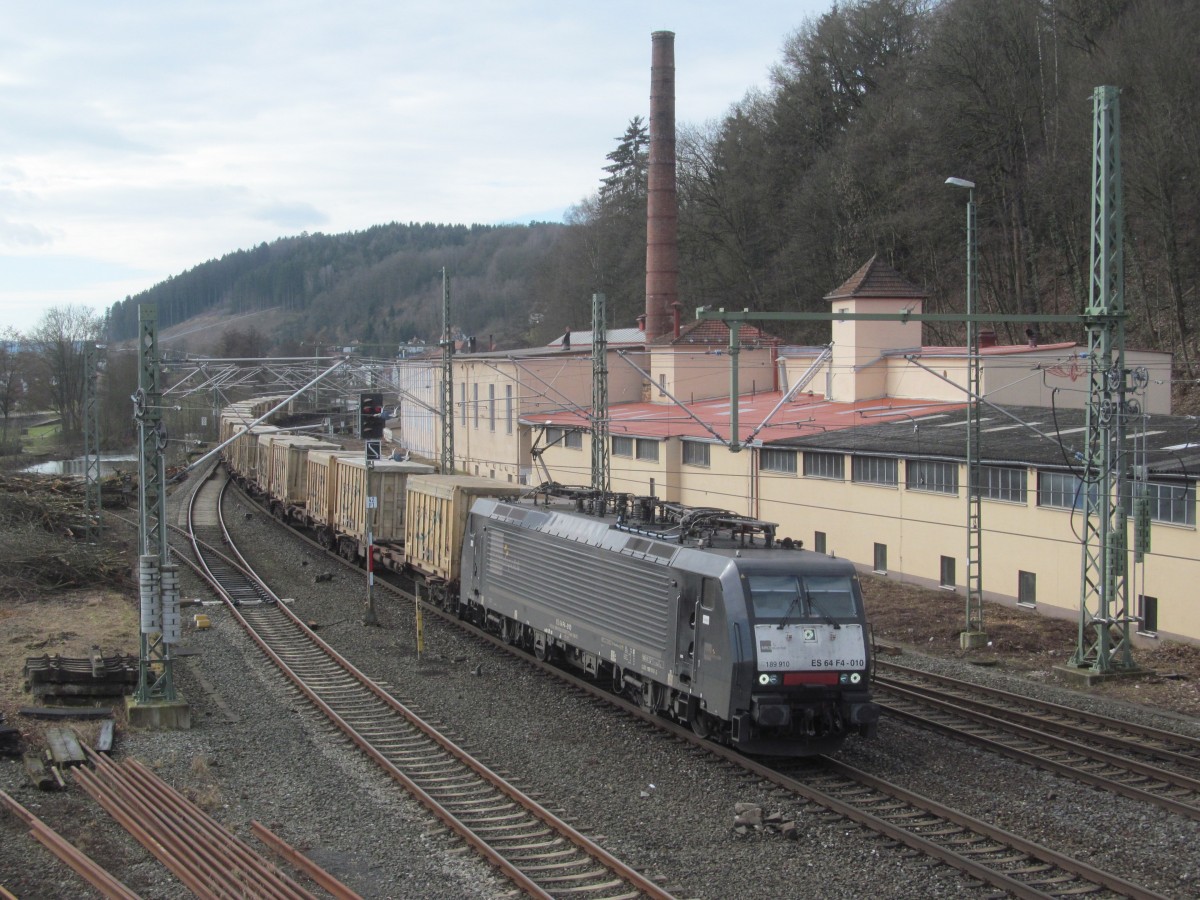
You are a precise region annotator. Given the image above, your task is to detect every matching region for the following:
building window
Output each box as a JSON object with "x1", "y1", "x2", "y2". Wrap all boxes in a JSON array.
[
  {"x1": 1138, "y1": 595, "x2": 1158, "y2": 635},
  {"x1": 1037, "y1": 471, "x2": 1095, "y2": 510},
  {"x1": 505, "y1": 385, "x2": 513, "y2": 434},
  {"x1": 851, "y1": 455, "x2": 897, "y2": 486},
  {"x1": 613, "y1": 436, "x2": 634, "y2": 457},
  {"x1": 488, "y1": 384, "x2": 495, "y2": 431},
  {"x1": 873, "y1": 542, "x2": 887, "y2": 574},
  {"x1": 974, "y1": 465, "x2": 1027, "y2": 503},
  {"x1": 459, "y1": 383, "x2": 467, "y2": 426},
  {"x1": 472, "y1": 384, "x2": 479, "y2": 429},
  {"x1": 814, "y1": 531, "x2": 826, "y2": 554},
  {"x1": 804, "y1": 451, "x2": 844, "y2": 480},
  {"x1": 940, "y1": 556, "x2": 956, "y2": 589},
  {"x1": 544, "y1": 427, "x2": 581, "y2": 450},
  {"x1": 1018, "y1": 570, "x2": 1036, "y2": 607},
  {"x1": 760, "y1": 448, "x2": 797, "y2": 474},
  {"x1": 682, "y1": 441, "x2": 710, "y2": 468},
  {"x1": 906, "y1": 460, "x2": 958, "y2": 495},
  {"x1": 1143, "y1": 481, "x2": 1195, "y2": 526},
  {"x1": 635, "y1": 439, "x2": 659, "y2": 462}
]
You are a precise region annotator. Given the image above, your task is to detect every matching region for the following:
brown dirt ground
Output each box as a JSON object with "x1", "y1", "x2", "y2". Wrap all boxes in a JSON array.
[
  {"x1": 1, "y1": 575, "x2": 1198, "y2": 755},
  {"x1": 861, "y1": 573, "x2": 1200, "y2": 718},
  {"x1": 0, "y1": 589, "x2": 139, "y2": 748}
]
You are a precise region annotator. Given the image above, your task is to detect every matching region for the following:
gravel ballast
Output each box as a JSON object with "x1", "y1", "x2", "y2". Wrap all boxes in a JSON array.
[{"x1": 2, "y1": 484, "x2": 1198, "y2": 898}]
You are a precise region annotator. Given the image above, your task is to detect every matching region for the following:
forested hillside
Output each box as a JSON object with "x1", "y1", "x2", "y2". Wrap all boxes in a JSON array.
[
  {"x1": 105, "y1": 222, "x2": 566, "y2": 352},
  {"x1": 106, "y1": 0, "x2": 1200, "y2": 398}
]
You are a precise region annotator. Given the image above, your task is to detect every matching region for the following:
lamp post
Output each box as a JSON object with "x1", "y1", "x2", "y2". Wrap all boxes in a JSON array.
[{"x1": 946, "y1": 176, "x2": 987, "y2": 649}]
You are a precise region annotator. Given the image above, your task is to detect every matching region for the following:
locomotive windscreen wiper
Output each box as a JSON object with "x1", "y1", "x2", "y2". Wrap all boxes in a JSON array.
[
  {"x1": 777, "y1": 592, "x2": 803, "y2": 629},
  {"x1": 806, "y1": 593, "x2": 842, "y2": 629}
]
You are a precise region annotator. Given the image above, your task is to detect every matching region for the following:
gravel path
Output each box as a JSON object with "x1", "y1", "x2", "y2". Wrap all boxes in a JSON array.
[{"x1": 3, "y1": 483, "x2": 1199, "y2": 899}]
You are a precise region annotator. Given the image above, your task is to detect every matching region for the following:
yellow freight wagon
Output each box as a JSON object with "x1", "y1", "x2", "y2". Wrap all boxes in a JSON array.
[
  {"x1": 333, "y1": 457, "x2": 436, "y2": 558},
  {"x1": 306, "y1": 449, "x2": 361, "y2": 533},
  {"x1": 268, "y1": 436, "x2": 341, "y2": 508},
  {"x1": 403, "y1": 474, "x2": 523, "y2": 585}
]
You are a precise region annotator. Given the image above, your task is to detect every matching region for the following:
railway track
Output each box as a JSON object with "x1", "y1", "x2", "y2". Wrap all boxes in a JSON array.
[
  {"x1": 187, "y1": 466, "x2": 673, "y2": 900},
  {"x1": 875, "y1": 659, "x2": 1200, "y2": 769},
  {"x1": 221, "y1": 469, "x2": 1174, "y2": 899},
  {"x1": 509, "y1": 670, "x2": 1169, "y2": 899},
  {"x1": 874, "y1": 661, "x2": 1200, "y2": 822}
]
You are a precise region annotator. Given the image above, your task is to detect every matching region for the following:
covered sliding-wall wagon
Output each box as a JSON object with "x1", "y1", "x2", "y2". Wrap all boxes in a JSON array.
[
  {"x1": 403, "y1": 475, "x2": 523, "y2": 588},
  {"x1": 332, "y1": 458, "x2": 436, "y2": 559}
]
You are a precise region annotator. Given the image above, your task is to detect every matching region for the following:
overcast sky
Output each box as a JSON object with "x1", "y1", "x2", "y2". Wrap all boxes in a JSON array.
[{"x1": 1, "y1": 2, "x2": 834, "y2": 333}]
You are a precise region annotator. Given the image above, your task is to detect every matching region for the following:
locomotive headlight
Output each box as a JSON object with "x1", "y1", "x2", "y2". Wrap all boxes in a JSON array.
[
  {"x1": 849, "y1": 672, "x2": 862, "y2": 685},
  {"x1": 758, "y1": 673, "x2": 780, "y2": 686}
]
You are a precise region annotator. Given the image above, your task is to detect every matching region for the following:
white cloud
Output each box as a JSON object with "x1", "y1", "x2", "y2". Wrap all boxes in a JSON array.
[{"x1": 0, "y1": 0, "x2": 830, "y2": 332}]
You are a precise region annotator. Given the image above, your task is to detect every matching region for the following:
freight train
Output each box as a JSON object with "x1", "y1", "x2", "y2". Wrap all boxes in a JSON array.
[{"x1": 219, "y1": 401, "x2": 880, "y2": 756}]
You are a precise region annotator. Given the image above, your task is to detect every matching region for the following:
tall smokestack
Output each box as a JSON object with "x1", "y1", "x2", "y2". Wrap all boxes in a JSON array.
[{"x1": 645, "y1": 30, "x2": 678, "y2": 341}]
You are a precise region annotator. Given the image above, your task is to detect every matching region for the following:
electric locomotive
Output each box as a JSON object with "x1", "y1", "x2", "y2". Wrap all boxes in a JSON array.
[{"x1": 457, "y1": 487, "x2": 879, "y2": 756}]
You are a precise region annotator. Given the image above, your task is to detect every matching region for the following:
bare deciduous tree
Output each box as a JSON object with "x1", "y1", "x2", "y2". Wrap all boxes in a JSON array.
[{"x1": 29, "y1": 305, "x2": 103, "y2": 443}]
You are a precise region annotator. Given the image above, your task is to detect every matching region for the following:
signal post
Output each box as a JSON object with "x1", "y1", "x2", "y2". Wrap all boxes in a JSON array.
[{"x1": 360, "y1": 393, "x2": 384, "y2": 627}]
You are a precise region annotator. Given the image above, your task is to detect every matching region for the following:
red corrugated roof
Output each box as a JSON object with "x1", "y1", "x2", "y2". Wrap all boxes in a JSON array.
[{"x1": 523, "y1": 392, "x2": 963, "y2": 445}]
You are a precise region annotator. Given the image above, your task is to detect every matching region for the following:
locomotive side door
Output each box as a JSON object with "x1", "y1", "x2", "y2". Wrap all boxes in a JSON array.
[
  {"x1": 674, "y1": 577, "x2": 720, "y2": 688},
  {"x1": 673, "y1": 577, "x2": 698, "y2": 690},
  {"x1": 677, "y1": 576, "x2": 727, "y2": 735}
]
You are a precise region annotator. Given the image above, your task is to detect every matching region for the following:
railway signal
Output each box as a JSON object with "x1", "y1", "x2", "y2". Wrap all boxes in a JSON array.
[{"x1": 359, "y1": 392, "x2": 384, "y2": 440}]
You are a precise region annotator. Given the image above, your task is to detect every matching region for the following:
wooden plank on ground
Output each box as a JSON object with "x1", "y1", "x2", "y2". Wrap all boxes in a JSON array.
[
  {"x1": 44, "y1": 728, "x2": 86, "y2": 767},
  {"x1": 95, "y1": 720, "x2": 115, "y2": 754}
]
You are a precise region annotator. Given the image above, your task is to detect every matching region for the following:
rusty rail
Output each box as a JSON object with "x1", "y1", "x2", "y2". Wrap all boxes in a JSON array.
[
  {"x1": 0, "y1": 787, "x2": 141, "y2": 900},
  {"x1": 73, "y1": 747, "x2": 355, "y2": 899}
]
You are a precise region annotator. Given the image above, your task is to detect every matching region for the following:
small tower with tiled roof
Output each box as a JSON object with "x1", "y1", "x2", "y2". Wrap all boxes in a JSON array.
[{"x1": 825, "y1": 255, "x2": 926, "y2": 401}]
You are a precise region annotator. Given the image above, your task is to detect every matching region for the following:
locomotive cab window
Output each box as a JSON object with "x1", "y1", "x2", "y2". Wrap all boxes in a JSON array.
[{"x1": 746, "y1": 574, "x2": 858, "y2": 622}]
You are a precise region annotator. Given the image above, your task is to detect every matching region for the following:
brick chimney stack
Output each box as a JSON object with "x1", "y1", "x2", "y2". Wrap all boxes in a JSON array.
[{"x1": 644, "y1": 30, "x2": 678, "y2": 341}]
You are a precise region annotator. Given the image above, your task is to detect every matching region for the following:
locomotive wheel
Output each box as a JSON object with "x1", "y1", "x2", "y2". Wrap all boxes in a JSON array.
[{"x1": 687, "y1": 699, "x2": 715, "y2": 738}]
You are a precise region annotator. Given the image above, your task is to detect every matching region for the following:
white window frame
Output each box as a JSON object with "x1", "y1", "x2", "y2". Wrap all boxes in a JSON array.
[
  {"x1": 906, "y1": 459, "x2": 958, "y2": 495},
  {"x1": 760, "y1": 448, "x2": 797, "y2": 474},
  {"x1": 682, "y1": 440, "x2": 710, "y2": 468},
  {"x1": 974, "y1": 465, "x2": 1027, "y2": 503},
  {"x1": 851, "y1": 455, "x2": 897, "y2": 486}
]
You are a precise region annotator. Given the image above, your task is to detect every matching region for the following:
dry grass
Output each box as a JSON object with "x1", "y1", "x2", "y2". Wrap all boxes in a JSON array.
[
  {"x1": 0, "y1": 589, "x2": 140, "y2": 748},
  {"x1": 863, "y1": 573, "x2": 1200, "y2": 717}
]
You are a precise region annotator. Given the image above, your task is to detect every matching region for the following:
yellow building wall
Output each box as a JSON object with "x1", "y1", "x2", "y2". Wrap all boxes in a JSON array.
[
  {"x1": 758, "y1": 457, "x2": 1198, "y2": 645},
  {"x1": 886, "y1": 349, "x2": 1172, "y2": 414},
  {"x1": 829, "y1": 297, "x2": 923, "y2": 401},
  {"x1": 450, "y1": 353, "x2": 648, "y2": 484},
  {"x1": 542, "y1": 434, "x2": 1200, "y2": 647},
  {"x1": 649, "y1": 347, "x2": 776, "y2": 405},
  {"x1": 677, "y1": 441, "x2": 752, "y2": 514}
]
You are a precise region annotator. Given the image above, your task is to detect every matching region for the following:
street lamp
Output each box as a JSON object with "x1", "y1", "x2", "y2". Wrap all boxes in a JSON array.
[{"x1": 946, "y1": 176, "x2": 987, "y2": 649}]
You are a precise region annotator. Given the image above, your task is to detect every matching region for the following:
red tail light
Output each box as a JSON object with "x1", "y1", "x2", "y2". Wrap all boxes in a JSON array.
[{"x1": 784, "y1": 672, "x2": 838, "y2": 686}]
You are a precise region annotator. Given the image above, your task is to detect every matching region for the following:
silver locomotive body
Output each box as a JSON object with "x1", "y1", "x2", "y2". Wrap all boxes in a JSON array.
[{"x1": 459, "y1": 496, "x2": 879, "y2": 756}]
